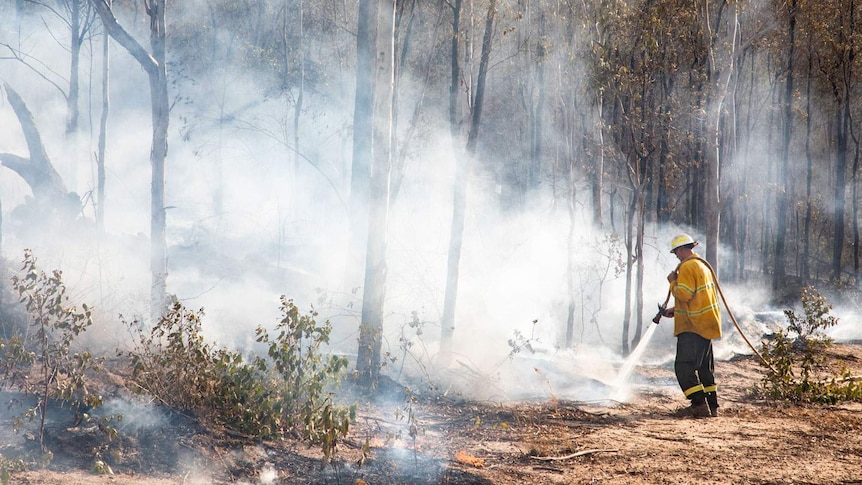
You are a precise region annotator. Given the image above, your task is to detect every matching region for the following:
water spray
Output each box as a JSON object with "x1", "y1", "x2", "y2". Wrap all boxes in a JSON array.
[
  {"x1": 610, "y1": 288, "x2": 672, "y2": 401},
  {"x1": 610, "y1": 322, "x2": 659, "y2": 401}
]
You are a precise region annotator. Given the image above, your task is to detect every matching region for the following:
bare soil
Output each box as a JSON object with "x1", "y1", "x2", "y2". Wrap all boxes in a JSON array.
[{"x1": 7, "y1": 343, "x2": 862, "y2": 485}]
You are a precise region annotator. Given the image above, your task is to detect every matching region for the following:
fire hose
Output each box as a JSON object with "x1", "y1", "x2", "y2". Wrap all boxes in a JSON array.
[{"x1": 653, "y1": 256, "x2": 775, "y2": 373}]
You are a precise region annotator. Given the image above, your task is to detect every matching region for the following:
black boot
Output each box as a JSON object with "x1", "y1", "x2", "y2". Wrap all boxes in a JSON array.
[
  {"x1": 674, "y1": 392, "x2": 711, "y2": 419},
  {"x1": 706, "y1": 392, "x2": 719, "y2": 417}
]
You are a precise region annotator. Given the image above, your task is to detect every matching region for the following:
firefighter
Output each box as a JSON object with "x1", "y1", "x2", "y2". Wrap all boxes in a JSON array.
[{"x1": 661, "y1": 233, "x2": 722, "y2": 418}]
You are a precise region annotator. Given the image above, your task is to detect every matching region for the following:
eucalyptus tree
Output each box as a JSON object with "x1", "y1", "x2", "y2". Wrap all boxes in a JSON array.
[
  {"x1": 0, "y1": 85, "x2": 74, "y2": 209},
  {"x1": 1, "y1": 0, "x2": 97, "y2": 136},
  {"x1": 698, "y1": 0, "x2": 740, "y2": 270},
  {"x1": 390, "y1": 0, "x2": 449, "y2": 203},
  {"x1": 804, "y1": 0, "x2": 862, "y2": 283},
  {"x1": 588, "y1": 0, "x2": 693, "y2": 353},
  {"x1": 551, "y1": 0, "x2": 601, "y2": 347},
  {"x1": 772, "y1": 0, "x2": 798, "y2": 290},
  {"x1": 91, "y1": 0, "x2": 170, "y2": 322},
  {"x1": 1, "y1": 0, "x2": 98, "y2": 203},
  {"x1": 355, "y1": 0, "x2": 396, "y2": 386},
  {"x1": 799, "y1": 25, "x2": 816, "y2": 284},
  {"x1": 438, "y1": 0, "x2": 462, "y2": 363},
  {"x1": 439, "y1": 0, "x2": 497, "y2": 364},
  {"x1": 60, "y1": 0, "x2": 96, "y2": 136},
  {"x1": 95, "y1": 0, "x2": 110, "y2": 232},
  {"x1": 350, "y1": 0, "x2": 377, "y2": 288}
]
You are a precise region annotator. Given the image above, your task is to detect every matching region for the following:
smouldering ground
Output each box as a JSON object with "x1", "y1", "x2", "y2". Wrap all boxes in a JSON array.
[{"x1": 8, "y1": 343, "x2": 862, "y2": 484}]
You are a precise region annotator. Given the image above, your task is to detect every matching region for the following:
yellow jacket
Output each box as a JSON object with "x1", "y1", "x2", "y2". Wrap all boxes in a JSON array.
[{"x1": 671, "y1": 253, "x2": 722, "y2": 340}]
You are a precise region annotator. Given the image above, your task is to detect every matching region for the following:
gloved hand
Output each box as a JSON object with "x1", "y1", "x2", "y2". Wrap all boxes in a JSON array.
[{"x1": 662, "y1": 306, "x2": 675, "y2": 318}]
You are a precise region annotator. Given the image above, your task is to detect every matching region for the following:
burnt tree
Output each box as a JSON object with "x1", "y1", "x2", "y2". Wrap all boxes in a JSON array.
[{"x1": 0, "y1": 84, "x2": 79, "y2": 218}]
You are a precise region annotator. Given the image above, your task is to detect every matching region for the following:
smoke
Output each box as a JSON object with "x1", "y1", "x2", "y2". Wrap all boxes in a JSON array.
[
  {"x1": 3, "y1": 3, "x2": 860, "y2": 415},
  {"x1": 99, "y1": 396, "x2": 169, "y2": 432}
]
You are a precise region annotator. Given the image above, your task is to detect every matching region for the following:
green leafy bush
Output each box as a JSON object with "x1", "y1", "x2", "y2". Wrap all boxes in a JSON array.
[
  {"x1": 124, "y1": 296, "x2": 353, "y2": 462},
  {"x1": 757, "y1": 286, "x2": 862, "y2": 403},
  {"x1": 0, "y1": 250, "x2": 105, "y2": 452},
  {"x1": 0, "y1": 455, "x2": 25, "y2": 485}
]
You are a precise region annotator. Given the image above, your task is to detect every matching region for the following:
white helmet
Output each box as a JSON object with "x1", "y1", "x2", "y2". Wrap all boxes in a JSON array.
[{"x1": 670, "y1": 233, "x2": 698, "y2": 253}]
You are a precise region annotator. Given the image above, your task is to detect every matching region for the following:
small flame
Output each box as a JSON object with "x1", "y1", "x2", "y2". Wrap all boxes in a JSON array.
[{"x1": 454, "y1": 450, "x2": 485, "y2": 467}]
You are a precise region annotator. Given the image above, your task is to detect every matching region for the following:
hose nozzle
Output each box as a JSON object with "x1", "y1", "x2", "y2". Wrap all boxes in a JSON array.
[{"x1": 652, "y1": 303, "x2": 664, "y2": 324}]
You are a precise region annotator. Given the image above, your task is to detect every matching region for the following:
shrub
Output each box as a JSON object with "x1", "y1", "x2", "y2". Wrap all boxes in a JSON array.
[
  {"x1": 0, "y1": 455, "x2": 25, "y2": 485},
  {"x1": 0, "y1": 250, "x2": 105, "y2": 452},
  {"x1": 757, "y1": 286, "x2": 862, "y2": 403},
  {"x1": 123, "y1": 296, "x2": 353, "y2": 462}
]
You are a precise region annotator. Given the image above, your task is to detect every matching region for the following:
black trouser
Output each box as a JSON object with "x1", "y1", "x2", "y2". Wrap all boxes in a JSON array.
[{"x1": 675, "y1": 332, "x2": 717, "y2": 406}]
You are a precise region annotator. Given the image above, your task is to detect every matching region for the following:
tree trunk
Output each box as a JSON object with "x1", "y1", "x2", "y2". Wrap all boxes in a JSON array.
[
  {"x1": 700, "y1": 0, "x2": 739, "y2": 271},
  {"x1": 802, "y1": 30, "x2": 813, "y2": 283},
  {"x1": 528, "y1": 11, "x2": 546, "y2": 194},
  {"x1": 356, "y1": 0, "x2": 395, "y2": 386},
  {"x1": 91, "y1": 0, "x2": 169, "y2": 322},
  {"x1": 291, "y1": 0, "x2": 304, "y2": 218},
  {"x1": 633, "y1": 186, "x2": 646, "y2": 347},
  {"x1": 96, "y1": 3, "x2": 110, "y2": 233},
  {"x1": 565, "y1": 183, "x2": 576, "y2": 347},
  {"x1": 853, "y1": 127, "x2": 860, "y2": 284},
  {"x1": 773, "y1": 0, "x2": 795, "y2": 290},
  {"x1": 390, "y1": 0, "x2": 443, "y2": 202},
  {"x1": 439, "y1": 0, "x2": 462, "y2": 364},
  {"x1": 0, "y1": 84, "x2": 70, "y2": 204},
  {"x1": 67, "y1": 0, "x2": 82, "y2": 136},
  {"x1": 440, "y1": 0, "x2": 495, "y2": 365},
  {"x1": 150, "y1": 43, "x2": 169, "y2": 324},
  {"x1": 621, "y1": 188, "x2": 634, "y2": 356},
  {"x1": 594, "y1": 92, "x2": 605, "y2": 227},
  {"x1": 348, "y1": 0, "x2": 377, "y2": 288},
  {"x1": 833, "y1": 102, "x2": 849, "y2": 282}
]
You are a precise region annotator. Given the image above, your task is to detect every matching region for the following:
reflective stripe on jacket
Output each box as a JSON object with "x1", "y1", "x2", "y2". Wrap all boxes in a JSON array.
[{"x1": 671, "y1": 253, "x2": 722, "y2": 340}]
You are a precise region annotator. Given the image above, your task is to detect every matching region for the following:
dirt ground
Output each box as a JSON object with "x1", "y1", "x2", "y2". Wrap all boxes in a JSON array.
[{"x1": 7, "y1": 342, "x2": 862, "y2": 485}]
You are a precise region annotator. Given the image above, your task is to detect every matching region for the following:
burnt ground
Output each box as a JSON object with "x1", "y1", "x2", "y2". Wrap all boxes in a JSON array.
[{"x1": 4, "y1": 343, "x2": 862, "y2": 485}]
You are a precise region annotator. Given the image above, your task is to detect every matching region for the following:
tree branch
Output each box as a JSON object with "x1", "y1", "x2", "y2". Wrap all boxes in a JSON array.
[
  {"x1": 531, "y1": 449, "x2": 619, "y2": 461},
  {"x1": 90, "y1": 0, "x2": 159, "y2": 75}
]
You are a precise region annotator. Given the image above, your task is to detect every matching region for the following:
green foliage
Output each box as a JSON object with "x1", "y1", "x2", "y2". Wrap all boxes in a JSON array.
[
  {"x1": 123, "y1": 303, "x2": 219, "y2": 412},
  {"x1": 784, "y1": 286, "x2": 839, "y2": 344},
  {"x1": 757, "y1": 286, "x2": 862, "y2": 403},
  {"x1": 0, "y1": 454, "x2": 25, "y2": 485},
  {"x1": 0, "y1": 250, "x2": 105, "y2": 451},
  {"x1": 123, "y1": 296, "x2": 353, "y2": 462}
]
